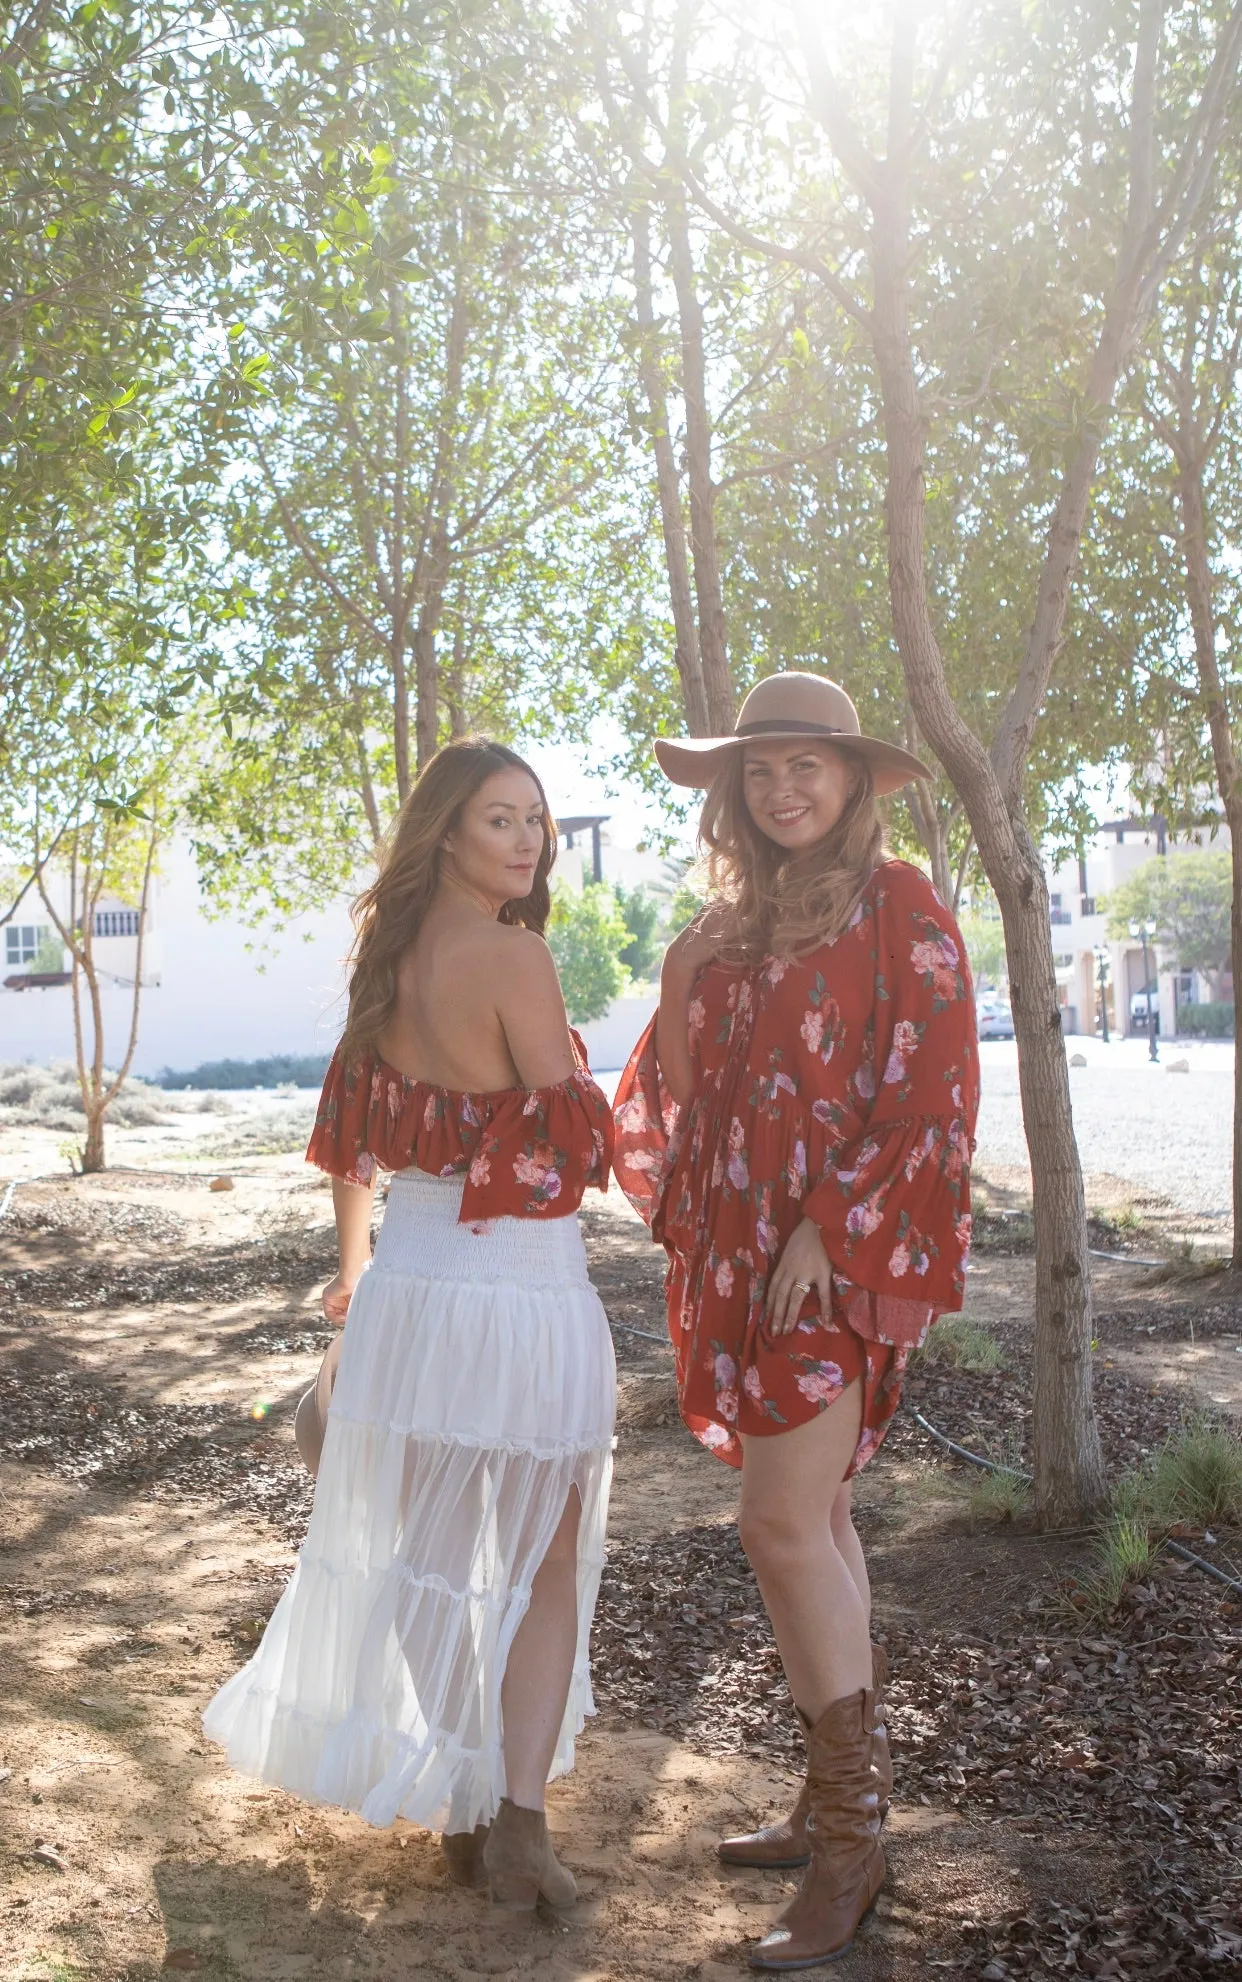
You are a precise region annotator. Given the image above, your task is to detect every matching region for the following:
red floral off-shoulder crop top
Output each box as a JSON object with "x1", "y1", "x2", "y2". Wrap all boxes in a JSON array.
[{"x1": 305, "y1": 1029, "x2": 614, "y2": 1222}]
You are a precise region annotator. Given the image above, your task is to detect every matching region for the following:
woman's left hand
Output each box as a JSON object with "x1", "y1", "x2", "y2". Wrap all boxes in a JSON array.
[{"x1": 766, "y1": 1217, "x2": 833, "y2": 1336}]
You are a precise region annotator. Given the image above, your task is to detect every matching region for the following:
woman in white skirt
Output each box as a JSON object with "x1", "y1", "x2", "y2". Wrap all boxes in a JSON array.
[{"x1": 204, "y1": 738, "x2": 617, "y2": 1911}]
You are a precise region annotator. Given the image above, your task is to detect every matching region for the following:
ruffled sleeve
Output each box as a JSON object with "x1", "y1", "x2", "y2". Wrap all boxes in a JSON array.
[
  {"x1": 803, "y1": 869, "x2": 978, "y2": 1308},
  {"x1": 457, "y1": 1069, "x2": 615, "y2": 1221},
  {"x1": 306, "y1": 1042, "x2": 380, "y2": 1186}
]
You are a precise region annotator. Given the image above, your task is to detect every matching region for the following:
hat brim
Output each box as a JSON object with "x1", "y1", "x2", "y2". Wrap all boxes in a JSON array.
[
  {"x1": 294, "y1": 1330, "x2": 344, "y2": 1478},
  {"x1": 654, "y1": 730, "x2": 933, "y2": 796}
]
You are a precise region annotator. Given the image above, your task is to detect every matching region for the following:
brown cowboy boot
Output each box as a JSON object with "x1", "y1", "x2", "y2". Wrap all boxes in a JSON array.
[
  {"x1": 719, "y1": 1646, "x2": 891, "y2": 1870},
  {"x1": 440, "y1": 1824, "x2": 489, "y2": 1888},
  {"x1": 718, "y1": 1709, "x2": 813, "y2": 1869},
  {"x1": 747, "y1": 1686, "x2": 886, "y2": 1971},
  {"x1": 871, "y1": 1644, "x2": 893, "y2": 1824},
  {"x1": 482, "y1": 1797, "x2": 577, "y2": 1912}
]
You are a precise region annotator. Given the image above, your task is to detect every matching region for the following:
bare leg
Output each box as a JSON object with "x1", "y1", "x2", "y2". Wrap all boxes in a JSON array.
[
  {"x1": 831, "y1": 1480, "x2": 871, "y2": 1627},
  {"x1": 739, "y1": 1382, "x2": 870, "y2": 1721},
  {"x1": 500, "y1": 1487, "x2": 581, "y2": 1811}
]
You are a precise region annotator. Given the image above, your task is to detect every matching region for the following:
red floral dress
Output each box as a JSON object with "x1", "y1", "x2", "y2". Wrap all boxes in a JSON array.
[
  {"x1": 613, "y1": 860, "x2": 979, "y2": 1472},
  {"x1": 307, "y1": 1030, "x2": 614, "y2": 1221}
]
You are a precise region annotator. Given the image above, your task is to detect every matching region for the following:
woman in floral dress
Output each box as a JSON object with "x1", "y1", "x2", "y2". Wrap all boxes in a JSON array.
[{"x1": 613, "y1": 673, "x2": 978, "y2": 1969}]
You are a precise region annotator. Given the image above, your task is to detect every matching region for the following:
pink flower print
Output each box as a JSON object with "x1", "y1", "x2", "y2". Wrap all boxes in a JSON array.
[
  {"x1": 801, "y1": 1007, "x2": 824, "y2": 1055},
  {"x1": 854, "y1": 1426, "x2": 880, "y2": 1468},
  {"x1": 883, "y1": 1018, "x2": 921, "y2": 1086},
  {"x1": 542, "y1": 1170, "x2": 562, "y2": 1199},
  {"x1": 785, "y1": 1138, "x2": 807, "y2": 1197},
  {"x1": 711, "y1": 1149, "x2": 726, "y2": 1188},
  {"x1": 688, "y1": 995, "x2": 706, "y2": 1039},
  {"x1": 756, "y1": 1214, "x2": 778, "y2": 1258},
  {"x1": 911, "y1": 936, "x2": 957, "y2": 976},
  {"x1": 423, "y1": 1093, "x2": 439, "y2": 1132},
  {"x1": 717, "y1": 1386, "x2": 739, "y2": 1423},
  {"x1": 468, "y1": 1150, "x2": 491, "y2": 1188},
  {"x1": 794, "y1": 1361, "x2": 845, "y2": 1404},
  {"x1": 714, "y1": 1350, "x2": 738, "y2": 1389},
  {"x1": 763, "y1": 956, "x2": 790, "y2": 986},
  {"x1": 811, "y1": 1098, "x2": 836, "y2": 1125},
  {"x1": 354, "y1": 1151, "x2": 375, "y2": 1185},
  {"x1": 854, "y1": 1061, "x2": 876, "y2": 1102},
  {"x1": 616, "y1": 1095, "x2": 647, "y2": 1132},
  {"x1": 726, "y1": 1116, "x2": 749, "y2": 1191},
  {"x1": 955, "y1": 1211, "x2": 973, "y2": 1252},
  {"x1": 846, "y1": 1196, "x2": 883, "y2": 1239},
  {"x1": 737, "y1": 980, "x2": 753, "y2": 1014},
  {"x1": 461, "y1": 1094, "x2": 482, "y2": 1128},
  {"x1": 513, "y1": 1152, "x2": 543, "y2": 1185},
  {"x1": 743, "y1": 1364, "x2": 764, "y2": 1403},
  {"x1": 522, "y1": 1089, "x2": 541, "y2": 1116},
  {"x1": 701, "y1": 1423, "x2": 732, "y2": 1450},
  {"x1": 903, "y1": 1126, "x2": 936, "y2": 1180},
  {"x1": 715, "y1": 1258, "x2": 735, "y2": 1297},
  {"x1": 889, "y1": 1241, "x2": 911, "y2": 1278}
]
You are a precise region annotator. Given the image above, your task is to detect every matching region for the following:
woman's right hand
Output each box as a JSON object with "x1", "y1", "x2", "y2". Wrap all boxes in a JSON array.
[
  {"x1": 665, "y1": 901, "x2": 730, "y2": 984},
  {"x1": 321, "y1": 1269, "x2": 360, "y2": 1325}
]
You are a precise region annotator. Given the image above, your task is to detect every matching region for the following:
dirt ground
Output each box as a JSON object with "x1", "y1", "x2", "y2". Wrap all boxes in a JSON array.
[{"x1": 2, "y1": 1133, "x2": 1239, "y2": 1982}]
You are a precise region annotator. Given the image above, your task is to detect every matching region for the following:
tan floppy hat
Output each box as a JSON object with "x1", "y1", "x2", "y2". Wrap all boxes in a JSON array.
[
  {"x1": 293, "y1": 1331, "x2": 343, "y2": 1479},
  {"x1": 654, "y1": 672, "x2": 931, "y2": 795}
]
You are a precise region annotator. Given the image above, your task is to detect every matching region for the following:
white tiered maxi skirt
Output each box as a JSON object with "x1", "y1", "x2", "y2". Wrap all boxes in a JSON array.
[{"x1": 202, "y1": 1169, "x2": 616, "y2": 1833}]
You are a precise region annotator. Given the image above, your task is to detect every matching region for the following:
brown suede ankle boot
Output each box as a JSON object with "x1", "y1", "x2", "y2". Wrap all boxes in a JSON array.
[
  {"x1": 718, "y1": 1709, "x2": 813, "y2": 1869},
  {"x1": 748, "y1": 1687, "x2": 885, "y2": 1971},
  {"x1": 719, "y1": 1646, "x2": 891, "y2": 1870},
  {"x1": 440, "y1": 1824, "x2": 489, "y2": 1888},
  {"x1": 482, "y1": 1797, "x2": 577, "y2": 1912}
]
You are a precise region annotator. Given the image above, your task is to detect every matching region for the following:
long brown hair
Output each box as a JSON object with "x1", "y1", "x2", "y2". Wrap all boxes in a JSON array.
[
  {"x1": 700, "y1": 746, "x2": 883, "y2": 958},
  {"x1": 341, "y1": 737, "x2": 556, "y2": 1059}
]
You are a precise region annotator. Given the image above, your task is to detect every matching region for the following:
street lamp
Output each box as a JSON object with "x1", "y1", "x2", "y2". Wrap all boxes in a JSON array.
[
  {"x1": 1129, "y1": 918, "x2": 1159, "y2": 1063},
  {"x1": 1094, "y1": 944, "x2": 1110, "y2": 1044}
]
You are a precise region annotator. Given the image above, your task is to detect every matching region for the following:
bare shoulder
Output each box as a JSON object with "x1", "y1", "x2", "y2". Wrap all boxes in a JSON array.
[{"x1": 481, "y1": 921, "x2": 558, "y2": 982}]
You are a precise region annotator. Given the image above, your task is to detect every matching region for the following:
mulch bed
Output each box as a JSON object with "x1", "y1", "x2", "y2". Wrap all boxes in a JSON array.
[{"x1": 4, "y1": 1212, "x2": 1241, "y2": 1978}]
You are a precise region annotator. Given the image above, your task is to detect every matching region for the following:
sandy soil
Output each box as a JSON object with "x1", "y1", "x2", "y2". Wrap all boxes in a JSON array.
[{"x1": 1, "y1": 1143, "x2": 1236, "y2": 1982}]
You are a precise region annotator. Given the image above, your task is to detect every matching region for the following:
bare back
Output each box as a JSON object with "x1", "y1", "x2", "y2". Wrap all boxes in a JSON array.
[{"x1": 377, "y1": 894, "x2": 574, "y2": 1093}]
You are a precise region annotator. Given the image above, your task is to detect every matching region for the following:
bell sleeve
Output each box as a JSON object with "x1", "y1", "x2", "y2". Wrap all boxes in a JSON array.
[
  {"x1": 612, "y1": 1016, "x2": 681, "y2": 1230},
  {"x1": 305, "y1": 1043, "x2": 381, "y2": 1186},
  {"x1": 803, "y1": 873, "x2": 979, "y2": 1311}
]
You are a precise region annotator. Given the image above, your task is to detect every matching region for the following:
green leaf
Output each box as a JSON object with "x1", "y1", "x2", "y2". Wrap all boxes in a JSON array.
[
  {"x1": 0, "y1": 66, "x2": 22, "y2": 111},
  {"x1": 240, "y1": 352, "x2": 271, "y2": 382}
]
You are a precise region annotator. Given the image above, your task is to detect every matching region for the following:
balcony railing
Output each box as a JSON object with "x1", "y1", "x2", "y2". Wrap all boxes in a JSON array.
[{"x1": 1049, "y1": 909, "x2": 1072, "y2": 925}]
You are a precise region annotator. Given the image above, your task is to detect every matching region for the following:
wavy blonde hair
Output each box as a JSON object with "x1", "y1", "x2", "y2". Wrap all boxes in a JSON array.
[
  {"x1": 341, "y1": 737, "x2": 556, "y2": 1061},
  {"x1": 700, "y1": 745, "x2": 883, "y2": 958}
]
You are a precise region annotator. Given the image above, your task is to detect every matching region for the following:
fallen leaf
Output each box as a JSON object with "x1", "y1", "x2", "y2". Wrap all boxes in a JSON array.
[{"x1": 31, "y1": 1845, "x2": 65, "y2": 1871}]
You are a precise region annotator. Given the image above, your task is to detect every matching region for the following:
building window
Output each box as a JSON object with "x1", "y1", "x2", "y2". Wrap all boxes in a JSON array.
[
  {"x1": 5, "y1": 924, "x2": 47, "y2": 967},
  {"x1": 1049, "y1": 892, "x2": 1062, "y2": 908},
  {"x1": 93, "y1": 909, "x2": 140, "y2": 938},
  {"x1": 1080, "y1": 895, "x2": 1096, "y2": 916}
]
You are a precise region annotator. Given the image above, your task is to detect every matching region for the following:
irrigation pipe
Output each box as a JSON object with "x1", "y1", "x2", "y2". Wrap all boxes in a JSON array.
[
  {"x1": 1088, "y1": 1247, "x2": 1169, "y2": 1269},
  {"x1": 912, "y1": 1410, "x2": 1242, "y2": 1598},
  {"x1": 611, "y1": 1320, "x2": 671, "y2": 1346}
]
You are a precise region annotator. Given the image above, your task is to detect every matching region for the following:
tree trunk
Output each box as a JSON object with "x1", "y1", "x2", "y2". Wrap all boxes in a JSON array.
[
  {"x1": 631, "y1": 205, "x2": 710, "y2": 734},
  {"x1": 81, "y1": 1104, "x2": 106, "y2": 1175},
  {"x1": 664, "y1": 175, "x2": 733, "y2": 733},
  {"x1": 994, "y1": 831, "x2": 1102, "y2": 1520},
  {"x1": 1174, "y1": 448, "x2": 1242, "y2": 1265},
  {"x1": 861, "y1": 123, "x2": 1106, "y2": 1524}
]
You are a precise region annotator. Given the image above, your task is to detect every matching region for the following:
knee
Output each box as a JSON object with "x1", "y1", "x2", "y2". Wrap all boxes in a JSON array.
[{"x1": 738, "y1": 1500, "x2": 810, "y2": 1577}]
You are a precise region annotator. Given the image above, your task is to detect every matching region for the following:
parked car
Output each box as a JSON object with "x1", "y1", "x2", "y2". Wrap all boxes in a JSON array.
[
  {"x1": 977, "y1": 998, "x2": 1015, "y2": 1040},
  {"x1": 1129, "y1": 980, "x2": 1160, "y2": 1033}
]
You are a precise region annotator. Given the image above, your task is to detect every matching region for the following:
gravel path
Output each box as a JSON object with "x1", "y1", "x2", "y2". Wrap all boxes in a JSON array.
[{"x1": 975, "y1": 1039, "x2": 1234, "y2": 1223}]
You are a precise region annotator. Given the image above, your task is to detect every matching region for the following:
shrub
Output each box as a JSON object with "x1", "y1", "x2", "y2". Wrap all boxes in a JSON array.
[
  {"x1": 1177, "y1": 1001, "x2": 1234, "y2": 1038},
  {"x1": 916, "y1": 1315, "x2": 1006, "y2": 1374},
  {"x1": 155, "y1": 1053, "x2": 332, "y2": 1089},
  {"x1": 547, "y1": 883, "x2": 630, "y2": 1023},
  {"x1": 0, "y1": 1061, "x2": 168, "y2": 1127},
  {"x1": 614, "y1": 883, "x2": 663, "y2": 982}
]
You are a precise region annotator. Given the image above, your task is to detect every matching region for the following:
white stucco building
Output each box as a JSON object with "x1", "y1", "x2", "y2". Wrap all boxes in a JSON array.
[{"x1": 1044, "y1": 816, "x2": 1231, "y2": 1036}]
